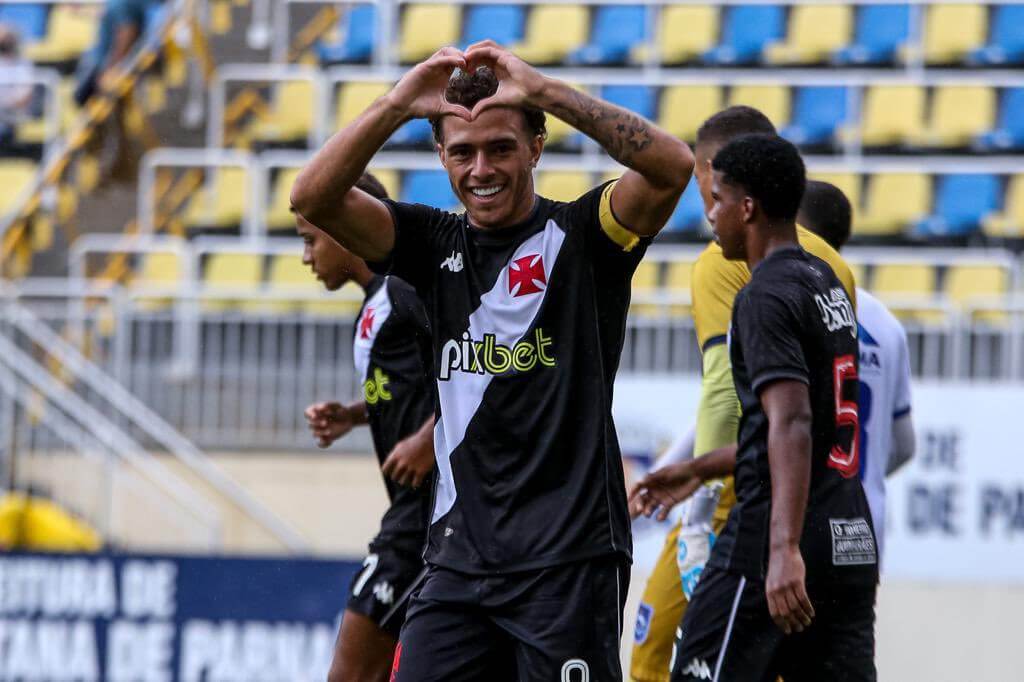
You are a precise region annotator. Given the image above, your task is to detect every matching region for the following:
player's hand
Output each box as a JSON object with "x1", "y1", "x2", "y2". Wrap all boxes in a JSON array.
[
  {"x1": 381, "y1": 431, "x2": 434, "y2": 488},
  {"x1": 765, "y1": 545, "x2": 815, "y2": 634},
  {"x1": 387, "y1": 47, "x2": 473, "y2": 121},
  {"x1": 628, "y1": 461, "x2": 704, "y2": 521},
  {"x1": 303, "y1": 401, "x2": 355, "y2": 448},
  {"x1": 463, "y1": 40, "x2": 546, "y2": 118}
]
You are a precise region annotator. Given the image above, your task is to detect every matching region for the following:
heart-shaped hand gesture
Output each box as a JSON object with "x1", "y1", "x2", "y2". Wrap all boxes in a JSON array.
[
  {"x1": 390, "y1": 47, "x2": 473, "y2": 121},
  {"x1": 463, "y1": 40, "x2": 547, "y2": 119}
]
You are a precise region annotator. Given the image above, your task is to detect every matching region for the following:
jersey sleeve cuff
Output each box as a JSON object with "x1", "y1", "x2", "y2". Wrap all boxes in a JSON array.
[
  {"x1": 598, "y1": 181, "x2": 641, "y2": 252},
  {"x1": 700, "y1": 334, "x2": 728, "y2": 353}
]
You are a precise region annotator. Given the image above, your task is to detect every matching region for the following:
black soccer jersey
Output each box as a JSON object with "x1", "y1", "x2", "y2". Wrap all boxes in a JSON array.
[
  {"x1": 375, "y1": 181, "x2": 648, "y2": 574},
  {"x1": 354, "y1": 275, "x2": 435, "y2": 545},
  {"x1": 710, "y1": 245, "x2": 878, "y2": 585}
]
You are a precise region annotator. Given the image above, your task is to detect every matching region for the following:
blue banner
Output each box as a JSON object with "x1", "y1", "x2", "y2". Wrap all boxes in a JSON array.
[{"x1": 0, "y1": 552, "x2": 361, "y2": 680}]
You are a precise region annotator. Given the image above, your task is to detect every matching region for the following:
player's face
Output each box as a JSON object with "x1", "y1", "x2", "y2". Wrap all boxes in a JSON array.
[
  {"x1": 296, "y1": 216, "x2": 356, "y2": 291},
  {"x1": 707, "y1": 170, "x2": 751, "y2": 261},
  {"x1": 693, "y1": 141, "x2": 720, "y2": 216},
  {"x1": 438, "y1": 107, "x2": 543, "y2": 229}
]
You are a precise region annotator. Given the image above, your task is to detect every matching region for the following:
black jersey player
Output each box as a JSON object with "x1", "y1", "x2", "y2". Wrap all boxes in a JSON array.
[
  {"x1": 292, "y1": 43, "x2": 694, "y2": 680},
  {"x1": 633, "y1": 135, "x2": 878, "y2": 681},
  {"x1": 298, "y1": 173, "x2": 435, "y2": 682}
]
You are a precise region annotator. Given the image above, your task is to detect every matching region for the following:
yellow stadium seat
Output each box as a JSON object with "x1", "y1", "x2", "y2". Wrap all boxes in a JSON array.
[
  {"x1": 912, "y1": 86, "x2": 997, "y2": 149},
  {"x1": 248, "y1": 253, "x2": 318, "y2": 314},
  {"x1": 398, "y1": 5, "x2": 461, "y2": 63},
  {"x1": 913, "y1": 4, "x2": 987, "y2": 65},
  {"x1": 367, "y1": 168, "x2": 400, "y2": 201},
  {"x1": 183, "y1": 168, "x2": 248, "y2": 229},
  {"x1": 536, "y1": 171, "x2": 590, "y2": 202},
  {"x1": 846, "y1": 261, "x2": 868, "y2": 291},
  {"x1": 853, "y1": 85, "x2": 926, "y2": 147},
  {"x1": 765, "y1": 5, "x2": 853, "y2": 64},
  {"x1": 983, "y1": 175, "x2": 1024, "y2": 238},
  {"x1": 336, "y1": 81, "x2": 390, "y2": 128},
  {"x1": 856, "y1": 173, "x2": 932, "y2": 237},
  {"x1": 0, "y1": 160, "x2": 37, "y2": 218},
  {"x1": 630, "y1": 260, "x2": 661, "y2": 315},
  {"x1": 632, "y1": 6, "x2": 719, "y2": 64},
  {"x1": 249, "y1": 80, "x2": 315, "y2": 144},
  {"x1": 202, "y1": 252, "x2": 263, "y2": 311},
  {"x1": 267, "y1": 168, "x2": 301, "y2": 232},
  {"x1": 508, "y1": 6, "x2": 589, "y2": 65},
  {"x1": 305, "y1": 281, "x2": 363, "y2": 316},
  {"x1": 659, "y1": 85, "x2": 723, "y2": 142},
  {"x1": 946, "y1": 264, "x2": 1010, "y2": 324},
  {"x1": 24, "y1": 6, "x2": 99, "y2": 63},
  {"x1": 808, "y1": 172, "x2": 862, "y2": 213},
  {"x1": 665, "y1": 260, "x2": 694, "y2": 315},
  {"x1": 872, "y1": 262, "x2": 942, "y2": 322},
  {"x1": 131, "y1": 252, "x2": 184, "y2": 311},
  {"x1": 728, "y1": 85, "x2": 790, "y2": 129}
]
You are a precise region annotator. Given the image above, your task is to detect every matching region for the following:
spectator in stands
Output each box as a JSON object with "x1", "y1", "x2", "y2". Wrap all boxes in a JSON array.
[
  {"x1": 0, "y1": 24, "x2": 34, "y2": 153},
  {"x1": 74, "y1": 0, "x2": 160, "y2": 105}
]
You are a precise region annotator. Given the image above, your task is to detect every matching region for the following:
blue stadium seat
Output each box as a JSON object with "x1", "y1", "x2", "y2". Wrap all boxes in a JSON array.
[
  {"x1": 969, "y1": 4, "x2": 1024, "y2": 66},
  {"x1": 462, "y1": 5, "x2": 525, "y2": 48},
  {"x1": 601, "y1": 85, "x2": 656, "y2": 120},
  {"x1": 402, "y1": 170, "x2": 458, "y2": 209},
  {"x1": 781, "y1": 87, "x2": 849, "y2": 147},
  {"x1": 666, "y1": 179, "x2": 706, "y2": 233},
  {"x1": 913, "y1": 174, "x2": 1001, "y2": 238},
  {"x1": 0, "y1": 4, "x2": 49, "y2": 41},
  {"x1": 567, "y1": 5, "x2": 648, "y2": 65},
  {"x1": 832, "y1": 4, "x2": 909, "y2": 66},
  {"x1": 387, "y1": 118, "x2": 433, "y2": 148},
  {"x1": 702, "y1": 5, "x2": 785, "y2": 65},
  {"x1": 976, "y1": 88, "x2": 1024, "y2": 152},
  {"x1": 317, "y1": 5, "x2": 376, "y2": 64}
]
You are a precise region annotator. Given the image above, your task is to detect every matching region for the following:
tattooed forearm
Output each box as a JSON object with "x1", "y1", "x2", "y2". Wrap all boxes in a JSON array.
[{"x1": 547, "y1": 88, "x2": 653, "y2": 166}]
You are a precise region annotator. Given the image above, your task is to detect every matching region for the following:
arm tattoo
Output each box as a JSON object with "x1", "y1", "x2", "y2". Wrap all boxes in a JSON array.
[{"x1": 548, "y1": 89, "x2": 652, "y2": 165}]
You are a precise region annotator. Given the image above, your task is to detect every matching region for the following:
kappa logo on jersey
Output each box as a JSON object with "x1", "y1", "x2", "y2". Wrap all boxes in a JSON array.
[
  {"x1": 359, "y1": 307, "x2": 376, "y2": 339},
  {"x1": 508, "y1": 254, "x2": 547, "y2": 297},
  {"x1": 682, "y1": 658, "x2": 713, "y2": 680},
  {"x1": 814, "y1": 287, "x2": 856, "y2": 338},
  {"x1": 372, "y1": 580, "x2": 395, "y2": 605},
  {"x1": 441, "y1": 250, "x2": 464, "y2": 273},
  {"x1": 438, "y1": 329, "x2": 556, "y2": 380}
]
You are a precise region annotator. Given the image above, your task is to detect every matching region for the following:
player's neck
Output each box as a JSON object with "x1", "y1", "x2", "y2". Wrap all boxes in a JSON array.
[
  {"x1": 746, "y1": 220, "x2": 798, "y2": 270},
  {"x1": 352, "y1": 265, "x2": 376, "y2": 290}
]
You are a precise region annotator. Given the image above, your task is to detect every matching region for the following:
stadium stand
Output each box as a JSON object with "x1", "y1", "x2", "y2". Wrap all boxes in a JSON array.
[
  {"x1": 631, "y1": 5, "x2": 718, "y2": 65},
  {"x1": 764, "y1": 4, "x2": 853, "y2": 66},
  {"x1": 969, "y1": 4, "x2": 1024, "y2": 66},
  {"x1": 832, "y1": 3, "x2": 909, "y2": 66},
  {"x1": 913, "y1": 3, "x2": 988, "y2": 66},
  {"x1": 398, "y1": 4, "x2": 460, "y2": 63},
  {"x1": 658, "y1": 84, "x2": 723, "y2": 142},
  {"x1": 914, "y1": 85, "x2": 997, "y2": 150},
  {"x1": 913, "y1": 174, "x2": 1002, "y2": 239},
  {"x1": 702, "y1": 4, "x2": 785, "y2": 65},
  {"x1": 977, "y1": 87, "x2": 1024, "y2": 152},
  {"x1": 567, "y1": 5, "x2": 648, "y2": 66},
  {"x1": 23, "y1": 4, "x2": 98, "y2": 65},
  {"x1": 0, "y1": 3, "x2": 51, "y2": 43},
  {"x1": 856, "y1": 172, "x2": 932, "y2": 238},
  {"x1": 462, "y1": 5, "x2": 526, "y2": 49},
  {"x1": 507, "y1": 5, "x2": 589, "y2": 65},
  {"x1": 984, "y1": 175, "x2": 1024, "y2": 239},
  {"x1": 317, "y1": 4, "x2": 376, "y2": 65},
  {"x1": 852, "y1": 84, "x2": 927, "y2": 149},
  {"x1": 782, "y1": 86, "x2": 849, "y2": 149}
]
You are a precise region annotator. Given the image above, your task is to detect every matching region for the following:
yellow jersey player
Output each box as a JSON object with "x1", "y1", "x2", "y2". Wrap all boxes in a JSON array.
[{"x1": 630, "y1": 106, "x2": 857, "y2": 682}]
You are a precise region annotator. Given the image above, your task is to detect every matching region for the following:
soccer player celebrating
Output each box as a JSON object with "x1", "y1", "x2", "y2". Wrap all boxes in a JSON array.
[
  {"x1": 298, "y1": 173, "x2": 435, "y2": 682},
  {"x1": 634, "y1": 134, "x2": 878, "y2": 681},
  {"x1": 291, "y1": 43, "x2": 693, "y2": 679},
  {"x1": 630, "y1": 107, "x2": 858, "y2": 682},
  {"x1": 799, "y1": 179, "x2": 916, "y2": 558}
]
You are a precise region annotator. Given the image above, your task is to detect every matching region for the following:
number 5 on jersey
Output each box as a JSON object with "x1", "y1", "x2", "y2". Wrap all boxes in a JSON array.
[{"x1": 829, "y1": 355, "x2": 860, "y2": 478}]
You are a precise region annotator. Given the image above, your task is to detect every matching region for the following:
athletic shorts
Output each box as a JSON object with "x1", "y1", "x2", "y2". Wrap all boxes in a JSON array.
[
  {"x1": 346, "y1": 536, "x2": 427, "y2": 640},
  {"x1": 632, "y1": 521, "x2": 686, "y2": 682},
  {"x1": 671, "y1": 565, "x2": 877, "y2": 682},
  {"x1": 391, "y1": 555, "x2": 629, "y2": 682}
]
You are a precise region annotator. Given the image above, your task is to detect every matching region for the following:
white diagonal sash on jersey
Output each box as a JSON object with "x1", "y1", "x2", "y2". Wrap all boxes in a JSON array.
[
  {"x1": 432, "y1": 219, "x2": 567, "y2": 523},
  {"x1": 353, "y1": 280, "x2": 392, "y2": 382}
]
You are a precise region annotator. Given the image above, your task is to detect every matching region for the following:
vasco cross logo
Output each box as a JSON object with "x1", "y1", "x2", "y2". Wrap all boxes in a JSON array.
[
  {"x1": 359, "y1": 307, "x2": 375, "y2": 339},
  {"x1": 508, "y1": 254, "x2": 546, "y2": 297},
  {"x1": 439, "y1": 329, "x2": 556, "y2": 380}
]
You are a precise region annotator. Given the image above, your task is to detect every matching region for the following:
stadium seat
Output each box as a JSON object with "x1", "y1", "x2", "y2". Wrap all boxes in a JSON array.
[
  {"x1": 632, "y1": 5, "x2": 718, "y2": 65},
  {"x1": 567, "y1": 5, "x2": 647, "y2": 66},
  {"x1": 254, "y1": 253, "x2": 320, "y2": 314},
  {"x1": 969, "y1": 4, "x2": 1024, "y2": 66},
  {"x1": 976, "y1": 88, "x2": 1024, "y2": 152},
  {"x1": 781, "y1": 87, "x2": 849, "y2": 148},
  {"x1": 183, "y1": 168, "x2": 249, "y2": 230},
  {"x1": 846, "y1": 261, "x2": 868, "y2": 291},
  {"x1": 0, "y1": 160, "x2": 37, "y2": 218},
  {"x1": 317, "y1": 4, "x2": 376, "y2": 64},
  {"x1": 249, "y1": 80, "x2": 315, "y2": 145},
  {"x1": 461, "y1": 5, "x2": 525, "y2": 48},
  {"x1": 387, "y1": 118, "x2": 433, "y2": 149},
  {"x1": 131, "y1": 252, "x2": 183, "y2": 311},
  {"x1": 537, "y1": 171, "x2": 590, "y2": 203},
  {"x1": 508, "y1": 6, "x2": 589, "y2": 65},
  {"x1": 945, "y1": 264, "x2": 1009, "y2": 306},
  {"x1": 658, "y1": 85, "x2": 723, "y2": 142},
  {"x1": 982, "y1": 175, "x2": 1024, "y2": 238},
  {"x1": 368, "y1": 168, "x2": 400, "y2": 200},
  {"x1": 630, "y1": 260, "x2": 661, "y2": 315},
  {"x1": 601, "y1": 85, "x2": 656, "y2": 121},
  {"x1": 24, "y1": 5, "x2": 98, "y2": 63},
  {"x1": 202, "y1": 252, "x2": 263, "y2": 312},
  {"x1": 304, "y1": 281, "x2": 363, "y2": 316},
  {"x1": 912, "y1": 85, "x2": 996, "y2": 149},
  {"x1": 871, "y1": 262, "x2": 941, "y2": 322},
  {"x1": 665, "y1": 179, "x2": 706, "y2": 234},
  {"x1": 702, "y1": 4, "x2": 785, "y2": 65},
  {"x1": 266, "y1": 168, "x2": 300, "y2": 232},
  {"x1": 727, "y1": 85, "x2": 790, "y2": 130},
  {"x1": 833, "y1": 4, "x2": 909, "y2": 65},
  {"x1": 808, "y1": 172, "x2": 861, "y2": 214},
  {"x1": 398, "y1": 5, "x2": 460, "y2": 64},
  {"x1": 913, "y1": 174, "x2": 1000, "y2": 238},
  {"x1": 0, "y1": 4, "x2": 50, "y2": 42},
  {"x1": 402, "y1": 170, "x2": 458, "y2": 211},
  {"x1": 911, "y1": 4, "x2": 987, "y2": 65},
  {"x1": 853, "y1": 85, "x2": 925, "y2": 148},
  {"x1": 856, "y1": 173, "x2": 932, "y2": 237},
  {"x1": 764, "y1": 4, "x2": 853, "y2": 65},
  {"x1": 665, "y1": 260, "x2": 694, "y2": 314},
  {"x1": 335, "y1": 81, "x2": 390, "y2": 128}
]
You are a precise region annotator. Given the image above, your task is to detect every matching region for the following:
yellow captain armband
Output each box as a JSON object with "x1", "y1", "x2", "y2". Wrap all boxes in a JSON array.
[{"x1": 598, "y1": 181, "x2": 640, "y2": 252}]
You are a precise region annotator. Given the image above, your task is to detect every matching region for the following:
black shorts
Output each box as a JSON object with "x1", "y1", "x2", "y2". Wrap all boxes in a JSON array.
[
  {"x1": 391, "y1": 555, "x2": 629, "y2": 682},
  {"x1": 671, "y1": 565, "x2": 876, "y2": 682},
  {"x1": 346, "y1": 536, "x2": 427, "y2": 639}
]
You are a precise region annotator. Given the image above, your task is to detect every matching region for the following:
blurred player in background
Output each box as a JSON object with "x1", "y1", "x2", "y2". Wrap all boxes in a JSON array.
[
  {"x1": 635, "y1": 134, "x2": 878, "y2": 681},
  {"x1": 631, "y1": 106, "x2": 858, "y2": 682},
  {"x1": 292, "y1": 42, "x2": 693, "y2": 679},
  {"x1": 298, "y1": 173, "x2": 435, "y2": 682},
  {"x1": 799, "y1": 179, "x2": 915, "y2": 557}
]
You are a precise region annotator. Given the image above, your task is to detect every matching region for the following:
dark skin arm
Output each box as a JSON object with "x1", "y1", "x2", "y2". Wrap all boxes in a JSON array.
[
  {"x1": 303, "y1": 401, "x2": 369, "y2": 448},
  {"x1": 381, "y1": 416, "x2": 435, "y2": 488},
  {"x1": 629, "y1": 444, "x2": 736, "y2": 520}
]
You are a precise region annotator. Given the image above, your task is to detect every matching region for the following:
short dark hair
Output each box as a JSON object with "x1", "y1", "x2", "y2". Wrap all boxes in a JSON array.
[
  {"x1": 355, "y1": 171, "x2": 389, "y2": 200},
  {"x1": 696, "y1": 106, "x2": 777, "y2": 148},
  {"x1": 799, "y1": 180, "x2": 852, "y2": 251},
  {"x1": 429, "y1": 67, "x2": 547, "y2": 144},
  {"x1": 712, "y1": 133, "x2": 806, "y2": 221}
]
